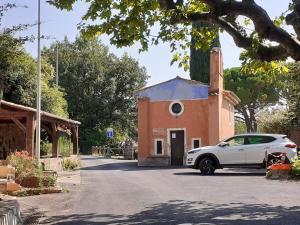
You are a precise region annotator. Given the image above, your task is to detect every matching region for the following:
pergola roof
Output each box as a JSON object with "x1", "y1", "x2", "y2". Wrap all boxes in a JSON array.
[{"x1": 0, "y1": 100, "x2": 80, "y2": 126}]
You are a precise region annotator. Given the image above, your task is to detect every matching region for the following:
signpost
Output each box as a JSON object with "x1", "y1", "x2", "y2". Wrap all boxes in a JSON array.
[{"x1": 106, "y1": 128, "x2": 114, "y2": 139}]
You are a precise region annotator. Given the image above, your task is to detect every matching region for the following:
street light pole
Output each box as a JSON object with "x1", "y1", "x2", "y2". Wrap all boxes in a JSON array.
[
  {"x1": 56, "y1": 44, "x2": 59, "y2": 86},
  {"x1": 36, "y1": 0, "x2": 41, "y2": 162}
]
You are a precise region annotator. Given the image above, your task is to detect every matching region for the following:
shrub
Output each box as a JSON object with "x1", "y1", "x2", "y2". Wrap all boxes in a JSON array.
[
  {"x1": 59, "y1": 136, "x2": 72, "y2": 157},
  {"x1": 7, "y1": 151, "x2": 57, "y2": 188},
  {"x1": 257, "y1": 109, "x2": 291, "y2": 135},
  {"x1": 7, "y1": 151, "x2": 39, "y2": 178},
  {"x1": 62, "y1": 158, "x2": 81, "y2": 171},
  {"x1": 291, "y1": 157, "x2": 300, "y2": 179}
]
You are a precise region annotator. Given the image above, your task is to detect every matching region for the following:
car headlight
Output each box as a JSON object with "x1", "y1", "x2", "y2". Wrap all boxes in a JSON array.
[{"x1": 188, "y1": 149, "x2": 201, "y2": 154}]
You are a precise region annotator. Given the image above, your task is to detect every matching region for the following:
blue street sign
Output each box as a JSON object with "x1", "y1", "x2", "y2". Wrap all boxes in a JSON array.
[{"x1": 106, "y1": 128, "x2": 114, "y2": 139}]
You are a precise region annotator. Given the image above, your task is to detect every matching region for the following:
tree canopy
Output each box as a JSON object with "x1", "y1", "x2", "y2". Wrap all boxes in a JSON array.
[
  {"x1": 285, "y1": 63, "x2": 300, "y2": 126},
  {"x1": 0, "y1": 35, "x2": 68, "y2": 117},
  {"x1": 0, "y1": 3, "x2": 68, "y2": 117},
  {"x1": 48, "y1": 0, "x2": 300, "y2": 66},
  {"x1": 42, "y1": 36, "x2": 148, "y2": 150},
  {"x1": 224, "y1": 67, "x2": 285, "y2": 133}
]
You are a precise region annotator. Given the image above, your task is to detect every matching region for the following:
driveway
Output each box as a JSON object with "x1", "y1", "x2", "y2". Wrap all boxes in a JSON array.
[{"x1": 19, "y1": 156, "x2": 300, "y2": 224}]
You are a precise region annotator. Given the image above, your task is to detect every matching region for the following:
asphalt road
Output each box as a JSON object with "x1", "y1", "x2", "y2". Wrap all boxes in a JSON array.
[{"x1": 19, "y1": 156, "x2": 300, "y2": 225}]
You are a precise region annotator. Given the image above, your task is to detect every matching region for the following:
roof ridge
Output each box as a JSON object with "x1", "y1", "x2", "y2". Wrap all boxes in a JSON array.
[
  {"x1": 137, "y1": 76, "x2": 209, "y2": 93},
  {"x1": 0, "y1": 100, "x2": 80, "y2": 125}
]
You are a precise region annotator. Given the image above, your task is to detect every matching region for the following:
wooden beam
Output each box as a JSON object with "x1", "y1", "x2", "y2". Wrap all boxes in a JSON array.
[
  {"x1": 72, "y1": 127, "x2": 79, "y2": 155},
  {"x1": 11, "y1": 118, "x2": 26, "y2": 133},
  {"x1": 51, "y1": 123, "x2": 58, "y2": 158},
  {"x1": 26, "y1": 115, "x2": 36, "y2": 157},
  {"x1": 0, "y1": 112, "x2": 29, "y2": 119}
]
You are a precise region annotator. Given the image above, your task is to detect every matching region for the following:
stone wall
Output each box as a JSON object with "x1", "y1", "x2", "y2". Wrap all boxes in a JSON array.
[
  {"x1": 0, "y1": 124, "x2": 25, "y2": 160},
  {"x1": 40, "y1": 155, "x2": 79, "y2": 172}
]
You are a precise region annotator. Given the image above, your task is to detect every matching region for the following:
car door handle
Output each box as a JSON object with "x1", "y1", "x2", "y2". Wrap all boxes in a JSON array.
[{"x1": 238, "y1": 149, "x2": 245, "y2": 151}]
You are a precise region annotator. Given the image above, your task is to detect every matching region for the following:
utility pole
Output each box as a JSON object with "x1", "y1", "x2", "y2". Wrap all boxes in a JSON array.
[
  {"x1": 56, "y1": 44, "x2": 59, "y2": 86},
  {"x1": 36, "y1": 0, "x2": 41, "y2": 162}
]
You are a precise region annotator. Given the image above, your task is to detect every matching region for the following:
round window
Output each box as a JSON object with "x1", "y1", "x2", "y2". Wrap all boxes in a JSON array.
[{"x1": 169, "y1": 101, "x2": 184, "y2": 116}]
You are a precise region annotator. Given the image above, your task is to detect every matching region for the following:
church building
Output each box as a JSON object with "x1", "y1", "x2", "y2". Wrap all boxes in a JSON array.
[{"x1": 137, "y1": 48, "x2": 240, "y2": 166}]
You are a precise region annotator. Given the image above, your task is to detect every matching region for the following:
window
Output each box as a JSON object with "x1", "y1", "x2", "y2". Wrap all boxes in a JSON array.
[
  {"x1": 225, "y1": 136, "x2": 245, "y2": 146},
  {"x1": 245, "y1": 136, "x2": 276, "y2": 145},
  {"x1": 155, "y1": 139, "x2": 164, "y2": 155},
  {"x1": 192, "y1": 138, "x2": 201, "y2": 148},
  {"x1": 169, "y1": 101, "x2": 184, "y2": 116}
]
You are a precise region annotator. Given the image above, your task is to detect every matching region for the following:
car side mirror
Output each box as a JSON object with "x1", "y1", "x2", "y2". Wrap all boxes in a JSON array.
[{"x1": 219, "y1": 142, "x2": 229, "y2": 147}]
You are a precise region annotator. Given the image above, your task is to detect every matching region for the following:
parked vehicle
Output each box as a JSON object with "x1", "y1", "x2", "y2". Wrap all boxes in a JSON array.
[{"x1": 186, "y1": 134, "x2": 297, "y2": 175}]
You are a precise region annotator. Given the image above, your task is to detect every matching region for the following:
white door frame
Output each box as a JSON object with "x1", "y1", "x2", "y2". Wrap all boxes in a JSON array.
[{"x1": 167, "y1": 128, "x2": 187, "y2": 164}]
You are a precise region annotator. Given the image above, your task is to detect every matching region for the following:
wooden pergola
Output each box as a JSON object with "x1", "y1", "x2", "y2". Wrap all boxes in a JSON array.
[{"x1": 0, "y1": 100, "x2": 80, "y2": 159}]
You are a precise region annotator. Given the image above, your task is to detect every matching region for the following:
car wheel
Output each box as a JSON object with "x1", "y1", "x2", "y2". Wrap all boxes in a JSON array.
[{"x1": 199, "y1": 158, "x2": 216, "y2": 175}]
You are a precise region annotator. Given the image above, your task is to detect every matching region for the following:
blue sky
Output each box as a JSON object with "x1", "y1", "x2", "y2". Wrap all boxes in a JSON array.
[{"x1": 2, "y1": 1, "x2": 291, "y2": 85}]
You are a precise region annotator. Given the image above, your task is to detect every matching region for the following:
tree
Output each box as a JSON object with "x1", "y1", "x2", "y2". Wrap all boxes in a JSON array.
[
  {"x1": 42, "y1": 36, "x2": 148, "y2": 151},
  {"x1": 49, "y1": 0, "x2": 300, "y2": 64},
  {"x1": 257, "y1": 109, "x2": 291, "y2": 135},
  {"x1": 1, "y1": 43, "x2": 69, "y2": 117},
  {"x1": 224, "y1": 67, "x2": 285, "y2": 133},
  {"x1": 0, "y1": 3, "x2": 33, "y2": 98},
  {"x1": 285, "y1": 63, "x2": 300, "y2": 126},
  {"x1": 0, "y1": 3, "x2": 67, "y2": 116},
  {"x1": 190, "y1": 22, "x2": 220, "y2": 83}
]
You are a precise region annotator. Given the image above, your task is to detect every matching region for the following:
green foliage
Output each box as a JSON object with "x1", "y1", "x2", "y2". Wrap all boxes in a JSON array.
[
  {"x1": 7, "y1": 151, "x2": 39, "y2": 179},
  {"x1": 0, "y1": 4, "x2": 68, "y2": 116},
  {"x1": 0, "y1": 34, "x2": 68, "y2": 117},
  {"x1": 7, "y1": 152, "x2": 57, "y2": 188},
  {"x1": 41, "y1": 141, "x2": 52, "y2": 156},
  {"x1": 257, "y1": 109, "x2": 291, "y2": 135},
  {"x1": 59, "y1": 135, "x2": 72, "y2": 157},
  {"x1": 0, "y1": 3, "x2": 33, "y2": 99},
  {"x1": 285, "y1": 63, "x2": 300, "y2": 123},
  {"x1": 235, "y1": 122, "x2": 247, "y2": 135},
  {"x1": 42, "y1": 36, "x2": 148, "y2": 151},
  {"x1": 224, "y1": 67, "x2": 285, "y2": 132},
  {"x1": 190, "y1": 22, "x2": 220, "y2": 83},
  {"x1": 62, "y1": 158, "x2": 81, "y2": 171},
  {"x1": 291, "y1": 157, "x2": 300, "y2": 179},
  {"x1": 47, "y1": 0, "x2": 223, "y2": 70},
  {"x1": 47, "y1": 0, "x2": 298, "y2": 71}
]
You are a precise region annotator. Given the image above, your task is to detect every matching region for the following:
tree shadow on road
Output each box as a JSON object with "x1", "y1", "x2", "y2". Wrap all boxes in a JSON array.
[
  {"x1": 40, "y1": 200, "x2": 300, "y2": 225},
  {"x1": 80, "y1": 161, "x2": 186, "y2": 172},
  {"x1": 173, "y1": 172, "x2": 266, "y2": 176}
]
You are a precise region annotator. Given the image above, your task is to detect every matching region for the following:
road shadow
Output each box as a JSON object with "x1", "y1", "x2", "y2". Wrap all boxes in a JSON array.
[
  {"x1": 80, "y1": 161, "x2": 186, "y2": 172},
  {"x1": 174, "y1": 172, "x2": 265, "y2": 176},
  {"x1": 40, "y1": 200, "x2": 300, "y2": 225}
]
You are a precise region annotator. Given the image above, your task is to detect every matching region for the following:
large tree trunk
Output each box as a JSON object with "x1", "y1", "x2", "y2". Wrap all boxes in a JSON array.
[{"x1": 241, "y1": 107, "x2": 257, "y2": 133}]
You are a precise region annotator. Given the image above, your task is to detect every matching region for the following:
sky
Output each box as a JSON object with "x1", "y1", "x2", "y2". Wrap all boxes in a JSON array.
[{"x1": 2, "y1": 0, "x2": 292, "y2": 85}]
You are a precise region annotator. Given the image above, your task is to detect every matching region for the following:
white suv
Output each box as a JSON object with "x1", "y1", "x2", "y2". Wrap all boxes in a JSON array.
[{"x1": 186, "y1": 134, "x2": 297, "y2": 175}]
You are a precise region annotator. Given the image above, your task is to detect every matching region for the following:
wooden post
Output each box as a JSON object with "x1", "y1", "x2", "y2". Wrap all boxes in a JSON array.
[
  {"x1": 72, "y1": 126, "x2": 79, "y2": 155},
  {"x1": 26, "y1": 114, "x2": 36, "y2": 157},
  {"x1": 51, "y1": 123, "x2": 58, "y2": 158}
]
